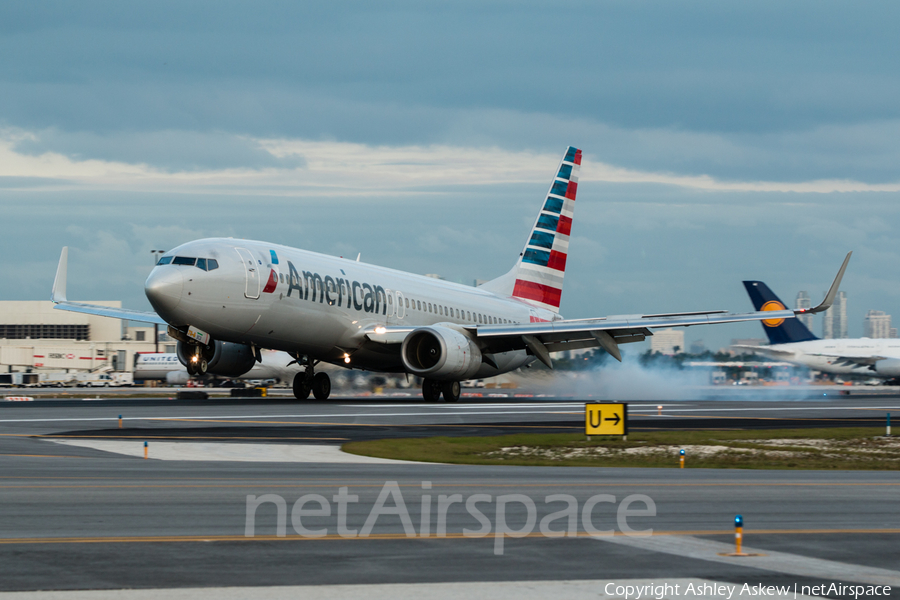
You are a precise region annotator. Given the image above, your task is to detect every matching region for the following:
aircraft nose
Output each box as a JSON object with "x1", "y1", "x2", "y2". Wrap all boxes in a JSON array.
[{"x1": 144, "y1": 267, "x2": 184, "y2": 318}]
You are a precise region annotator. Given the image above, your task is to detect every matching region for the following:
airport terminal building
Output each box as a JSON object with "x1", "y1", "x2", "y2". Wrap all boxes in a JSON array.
[{"x1": 0, "y1": 301, "x2": 171, "y2": 374}]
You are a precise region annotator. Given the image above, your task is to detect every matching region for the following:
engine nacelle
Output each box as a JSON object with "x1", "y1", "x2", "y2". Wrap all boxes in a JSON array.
[
  {"x1": 176, "y1": 340, "x2": 256, "y2": 377},
  {"x1": 401, "y1": 326, "x2": 482, "y2": 380},
  {"x1": 874, "y1": 359, "x2": 900, "y2": 378}
]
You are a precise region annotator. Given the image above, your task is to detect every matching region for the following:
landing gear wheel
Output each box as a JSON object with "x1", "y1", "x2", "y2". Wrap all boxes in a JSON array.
[
  {"x1": 198, "y1": 359, "x2": 208, "y2": 375},
  {"x1": 186, "y1": 361, "x2": 197, "y2": 377},
  {"x1": 292, "y1": 373, "x2": 311, "y2": 400},
  {"x1": 312, "y1": 372, "x2": 331, "y2": 401},
  {"x1": 422, "y1": 379, "x2": 442, "y2": 403},
  {"x1": 441, "y1": 381, "x2": 461, "y2": 403}
]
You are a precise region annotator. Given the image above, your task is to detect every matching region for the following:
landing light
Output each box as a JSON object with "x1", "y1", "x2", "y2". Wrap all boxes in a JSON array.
[
  {"x1": 343, "y1": 353, "x2": 351, "y2": 364},
  {"x1": 191, "y1": 356, "x2": 198, "y2": 363},
  {"x1": 374, "y1": 326, "x2": 387, "y2": 334}
]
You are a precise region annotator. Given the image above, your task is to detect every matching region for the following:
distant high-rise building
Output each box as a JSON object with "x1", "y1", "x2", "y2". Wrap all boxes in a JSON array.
[
  {"x1": 795, "y1": 291, "x2": 814, "y2": 330},
  {"x1": 650, "y1": 329, "x2": 685, "y2": 355},
  {"x1": 689, "y1": 339, "x2": 707, "y2": 355},
  {"x1": 892, "y1": 328, "x2": 898, "y2": 339},
  {"x1": 864, "y1": 310, "x2": 892, "y2": 339},
  {"x1": 822, "y1": 290, "x2": 848, "y2": 339}
]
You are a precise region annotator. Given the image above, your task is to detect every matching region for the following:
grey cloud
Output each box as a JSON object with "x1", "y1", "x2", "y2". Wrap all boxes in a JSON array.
[
  {"x1": 2, "y1": 2, "x2": 900, "y2": 138},
  {"x1": 12, "y1": 129, "x2": 304, "y2": 172}
]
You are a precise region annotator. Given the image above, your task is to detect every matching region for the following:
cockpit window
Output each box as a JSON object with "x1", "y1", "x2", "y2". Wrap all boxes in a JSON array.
[{"x1": 161, "y1": 256, "x2": 218, "y2": 270}]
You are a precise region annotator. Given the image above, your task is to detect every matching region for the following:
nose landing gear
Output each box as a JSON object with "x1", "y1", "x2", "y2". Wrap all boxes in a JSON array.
[
  {"x1": 291, "y1": 356, "x2": 331, "y2": 401},
  {"x1": 186, "y1": 347, "x2": 208, "y2": 377}
]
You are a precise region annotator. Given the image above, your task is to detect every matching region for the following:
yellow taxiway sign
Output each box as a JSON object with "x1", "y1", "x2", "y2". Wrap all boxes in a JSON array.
[{"x1": 585, "y1": 403, "x2": 628, "y2": 436}]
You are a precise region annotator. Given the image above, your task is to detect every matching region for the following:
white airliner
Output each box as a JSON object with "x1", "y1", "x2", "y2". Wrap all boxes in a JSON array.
[
  {"x1": 50, "y1": 146, "x2": 842, "y2": 402},
  {"x1": 134, "y1": 350, "x2": 301, "y2": 385},
  {"x1": 736, "y1": 274, "x2": 900, "y2": 380}
]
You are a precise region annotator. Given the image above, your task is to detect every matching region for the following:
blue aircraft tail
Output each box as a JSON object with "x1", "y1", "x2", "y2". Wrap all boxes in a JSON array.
[{"x1": 742, "y1": 281, "x2": 818, "y2": 344}]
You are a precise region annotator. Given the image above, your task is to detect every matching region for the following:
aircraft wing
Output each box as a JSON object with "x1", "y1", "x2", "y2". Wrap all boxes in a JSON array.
[
  {"x1": 366, "y1": 308, "x2": 796, "y2": 368},
  {"x1": 471, "y1": 309, "x2": 796, "y2": 366},
  {"x1": 805, "y1": 354, "x2": 883, "y2": 367},
  {"x1": 53, "y1": 300, "x2": 167, "y2": 325},
  {"x1": 50, "y1": 247, "x2": 167, "y2": 325}
]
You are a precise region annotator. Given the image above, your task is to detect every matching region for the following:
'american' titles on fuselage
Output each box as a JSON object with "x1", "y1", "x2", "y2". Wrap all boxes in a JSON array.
[{"x1": 284, "y1": 260, "x2": 389, "y2": 315}]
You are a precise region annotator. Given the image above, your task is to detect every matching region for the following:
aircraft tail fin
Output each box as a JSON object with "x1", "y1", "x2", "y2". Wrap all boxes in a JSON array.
[
  {"x1": 478, "y1": 146, "x2": 581, "y2": 313},
  {"x1": 743, "y1": 280, "x2": 818, "y2": 344}
]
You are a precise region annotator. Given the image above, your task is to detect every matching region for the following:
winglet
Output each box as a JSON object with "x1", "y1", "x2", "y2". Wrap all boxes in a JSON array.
[
  {"x1": 800, "y1": 251, "x2": 852, "y2": 315},
  {"x1": 51, "y1": 247, "x2": 68, "y2": 303}
]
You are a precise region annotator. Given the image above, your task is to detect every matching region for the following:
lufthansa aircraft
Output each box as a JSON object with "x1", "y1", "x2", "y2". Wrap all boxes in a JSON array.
[
  {"x1": 737, "y1": 272, "x2": 900, "y2": 380},
  {"x1": 51, "y1": 147, "x2": 840, "y2": 402}
]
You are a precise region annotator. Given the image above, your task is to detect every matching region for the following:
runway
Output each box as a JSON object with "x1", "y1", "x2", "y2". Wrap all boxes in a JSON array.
[{"x1": 0, "y1": 393, "x2": 898, "y2": 595}]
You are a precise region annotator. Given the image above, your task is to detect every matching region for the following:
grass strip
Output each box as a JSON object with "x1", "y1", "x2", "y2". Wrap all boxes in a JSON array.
[{"x1": 342, "y1": 427, "x2": 900, "y2": 469}]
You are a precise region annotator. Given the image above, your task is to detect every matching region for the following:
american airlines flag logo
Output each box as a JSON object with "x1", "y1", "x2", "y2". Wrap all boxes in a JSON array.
[{"x1": 512, "y1": 146, "x2": 581, "y2": 311}]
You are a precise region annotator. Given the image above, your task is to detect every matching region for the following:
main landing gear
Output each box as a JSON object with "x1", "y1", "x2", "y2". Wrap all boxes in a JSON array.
[
  {"x1": 291, "y1": 356, "x2": 331, "y2": 401},
  {"x1": 422, "y1": 378, "x2": 460, "y2": 403}
]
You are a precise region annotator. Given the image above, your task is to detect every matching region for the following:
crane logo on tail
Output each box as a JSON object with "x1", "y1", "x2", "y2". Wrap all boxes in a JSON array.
[{"x1": 761, "y1": 300, "x2": 787, "y2": 327}]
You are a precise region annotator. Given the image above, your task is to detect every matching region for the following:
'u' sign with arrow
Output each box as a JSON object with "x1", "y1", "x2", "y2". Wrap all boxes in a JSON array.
[{"x1": 585, "y1": 403, "x2": 628, "y2": 436}]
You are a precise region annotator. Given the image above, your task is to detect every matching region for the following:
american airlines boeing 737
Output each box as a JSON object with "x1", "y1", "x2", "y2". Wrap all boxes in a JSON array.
[{"x1": 50, "y1": 147, "x2": 845, "y2": 401}]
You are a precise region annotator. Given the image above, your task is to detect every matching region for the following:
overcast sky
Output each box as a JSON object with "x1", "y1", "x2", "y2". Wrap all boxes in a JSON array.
[{"x1": 2, "y1": 1, "x2": 899, "y2": 352}]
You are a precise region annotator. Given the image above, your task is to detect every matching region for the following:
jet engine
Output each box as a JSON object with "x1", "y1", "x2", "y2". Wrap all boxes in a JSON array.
[
  {"x1": 401, "y1": 326, "x2": 482, "y2": 380},
  {"x1": 873, "y1": 359, "x2": 900, "y2": 378},
  {"x1": 176, "y1": 339, "x2": 256, "y2": 377}
]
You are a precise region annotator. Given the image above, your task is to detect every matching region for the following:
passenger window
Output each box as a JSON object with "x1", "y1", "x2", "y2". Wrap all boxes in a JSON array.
[
  {"x1": 173, "y1": 256, "x2": 196, "y2": 266},
  {"x1": 405, "y1": 298, "x2": 409, "y2": 308},
  {"x1": 207, "y1": 259, "x2": 218, "y2": 271},
  {"x1": 428, "y1": 303, "x2": 432, "y2": 313},
  {"x1": 279, "y1": 273, "x2": 284, "y2": 283},
  {"x1": 417, "y1": 300, "x2": 421, "y2": 311},
  {"x1": 157, "y1": 256, "x2": 173, "y2": 265},
  {"x1": 467, "y1": 311, "x2": 470, "y2": 320},
  {"x1": 196, "y1": 258, "x2": 207, "y2": 271}
]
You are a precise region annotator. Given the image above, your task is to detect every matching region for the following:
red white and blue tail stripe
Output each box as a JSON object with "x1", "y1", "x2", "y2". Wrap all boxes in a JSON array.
[{"x1": 510, "y1": 146, "x2": 581, "y2": 312}]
